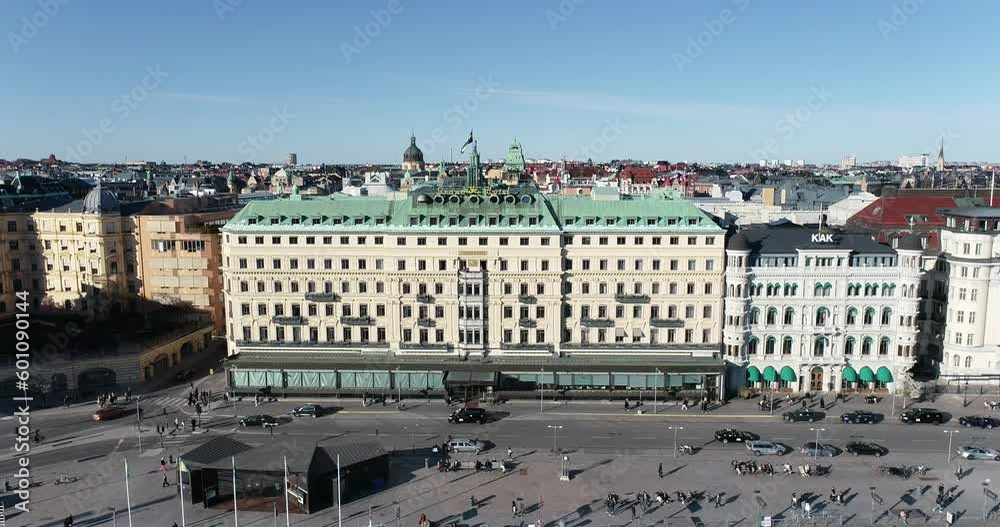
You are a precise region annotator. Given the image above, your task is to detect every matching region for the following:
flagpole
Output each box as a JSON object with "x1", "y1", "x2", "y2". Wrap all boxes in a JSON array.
[
  {"x1": 232, "y1": 456, "x2": 239, "y2": 527},
  {"x1": 337, "y1": 454, "x2": 342, "y2": 527},
  {"x1": 124, "y1": 458, "x2": 134, "y2": 527},
  {"x1": 178, "y1": 458, "x2": 186, "y2": 527},
  {"x1": 284, "y1": 455, "x2": 291, "y2": 527},
  {"x1": 990, "y1": 169, "x2": 995, "y2": 207}
]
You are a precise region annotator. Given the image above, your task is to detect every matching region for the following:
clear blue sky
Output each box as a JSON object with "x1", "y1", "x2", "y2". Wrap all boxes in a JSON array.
[{"x1": 2, "y1": 0, "x2": 998, "y2": 164}]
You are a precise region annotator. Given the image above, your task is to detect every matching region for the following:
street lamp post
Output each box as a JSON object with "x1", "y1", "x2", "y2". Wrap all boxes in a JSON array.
[
  {"x1": 809, "y1": 427, "x2": 827, "y2": 462},
  {"x1": 869, "y1": 487, "x2": 876, "y2": 525},
  {"x1": 769, "y1": 382, "x2": 775, "y2": 415},
  {"x1": 654, "y1": 368, "x2": 661, "y2": 414},
  {"x1": 944, "y1": 429, "x2": 960, "y2": 463},
  {"x1": 547, "y1": 425, "x2": 563, "y2": 454},
  {"x1": 540, "y1": 367, "x2": 544, "y2": 413},
  {"x1": 668, "y1": 426, "x2": 683, "y2": 459}
]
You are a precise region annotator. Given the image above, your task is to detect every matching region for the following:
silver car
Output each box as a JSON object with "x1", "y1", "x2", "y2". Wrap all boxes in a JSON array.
[
  {"x1": 746, "y1": 440, "x2": 783, "y2": 456},
  {"x1": 447, "y1": 438, "x2": 483, "y2": 454},
  {"x1": 799, "y1": 442, "x2": 835, "y2": 457},
  {"x1": 957, "y1": 445, "x2": 1000, "y2": 461}
]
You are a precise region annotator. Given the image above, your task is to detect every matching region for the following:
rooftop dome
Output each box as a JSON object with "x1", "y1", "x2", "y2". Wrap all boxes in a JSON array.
[
  {"x1": 403, "y1": 135, "x2": 424, "y2": 163},
  {"x1": 82, "y1": 184, "x2": 120, "y2": 214},
  {"x1": 897, "y1": 233, "x2": 923, "y2": 251},
  {"x1": 727, "y1": 232, "x2": 749, "y2": 251}
]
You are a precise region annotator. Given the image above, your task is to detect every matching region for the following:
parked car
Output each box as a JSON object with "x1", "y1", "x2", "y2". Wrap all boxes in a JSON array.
[
  {"x1": 783, "y1": 408, "x2": 822, "y2": 422},
  {"x1": 93, "y1": 406, "x2": 128, "y2": 421},
  {"x1": 958, "y1": 415, "x2": 999, "y2": 429},
  {"x1": 840, "y1": 410, "x2": 882, "y2": 424},
  {"x1": 746, "y1": 440, "x2": 783, "y2": 456},
  {"x1": 448, "y1": 407, "x2": 489, "y2": 424},
  {"x1": 799, "y1": 442, "x2": 836, "y2": 457},
  {"x1": 291, "y1": 404, "x2": 325, "y2": 418},
  {"x1": 956, "y1": 445, "x2": 1000, "y2": 461},
  {"x1": 899, "y1": 408, "x2": 944, "y2": 424},
  {"x1": 714, "y1": 428, "x2": 756, "y2": 444},
  {"x1": 845, "y1": 441, "x2": 887, "y2": 457},
  {"x1": 446, "y1": 438, "x2": 483, "y2": 454},
  {"x1": 240, "y1": 415, "x2": 278, "y2": 427}
]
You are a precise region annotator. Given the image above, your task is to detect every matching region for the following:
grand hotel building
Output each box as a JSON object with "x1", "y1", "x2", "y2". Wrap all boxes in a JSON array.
[{"x1": 221, "y1": 184, "x2": 729, "y2": 399}]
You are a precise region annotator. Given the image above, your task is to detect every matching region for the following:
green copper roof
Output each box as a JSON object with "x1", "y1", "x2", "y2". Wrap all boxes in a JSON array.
[{"x1": 223, "y1": 186, "x2": 722, "y2": 234}]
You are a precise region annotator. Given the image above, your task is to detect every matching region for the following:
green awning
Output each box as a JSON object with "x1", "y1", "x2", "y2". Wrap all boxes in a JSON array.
[
  {"x1": 859, "y1": 366, "x2": 875, "y2": 382},
  {"x1": 762, "y1": 366, "x2": 777, "y2": 382},
  {"x1": 875, "y1": 367, "x2": 893, "y2": 383},
  {"x1": 779, "y1": 366, "x2": 797, "y2": 382},
  {"x1": 842, "y1": 366, "x2": 858, "y2": 382},
  {"x1": 747, "y1": 366, "x2": 761, "y2": 382}
]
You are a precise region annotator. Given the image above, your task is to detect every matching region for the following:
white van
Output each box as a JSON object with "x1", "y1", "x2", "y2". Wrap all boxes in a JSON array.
[{"x1": 447, "y1": 438, "x2": 483, "y2": 454}]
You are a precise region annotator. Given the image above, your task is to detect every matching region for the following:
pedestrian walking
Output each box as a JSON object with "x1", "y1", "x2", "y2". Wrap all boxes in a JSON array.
[
  {"x1": 819, "y1": 397, "x2": 825, "y2": 410},
  {"x1": 932, "y1": 495, "x2": 944, "y2": 512},
  {"x1": 512, "y1": 501, "x2": 518, "y2": 518},
  {"x1": 470, "y1": 495, "x2": 476, "y2": 508},
  {"x1": 801, "y1": 399, "x2": 807, "y2": 408},
  {"x1": 955, "y1": 464, "x2": 963, "y2": 480},
  {"x1": 791, "y1": 492, "x2": 798, "y2": 508},
  {"x1": 658, "y1": 463, "x2": 663, "y2": 479},
  {"x1": 507, "y1": 447, "x2": 513, "y2": 459},
  {"x1": 631, "y1": 504, "x2": 636, "y2": 519},
  {"x1": 714, "y1": 493, "x2": 722, "y2": 508},
  {"x1": 899, "y1": 509, "x2": 909, "y2": 525},
  {"x1": 802, "y1": 500, "x2": 811, "y2": 519},
  {"x1": 938, "y1": 484, "x2": 944, "y2": 497},
  {"x1": 63, "y1": 514, "x2": 73, "y2": 527},
  {"x1": 162, "y1": 474, "x2": 169, "y2": 487},
  {"x1": 159, "y1": 458, "x2": 167, "y2": 472}
]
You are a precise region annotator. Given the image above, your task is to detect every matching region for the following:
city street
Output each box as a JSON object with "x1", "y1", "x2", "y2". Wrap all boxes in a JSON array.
[{"x1": 4, "y1": 375, "x2": 1000, "y2": 526}]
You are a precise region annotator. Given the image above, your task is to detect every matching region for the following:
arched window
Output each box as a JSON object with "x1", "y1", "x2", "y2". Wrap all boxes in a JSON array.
[
  {"x1": 783, "y1": 307, "x2": 794, "y2": 325},
  {"x1": 747, "y1": 337, "x2": 759, "y2": 355},
  {"x1": 754, "y1": 283, "x2": 764, "y2": 296},
  {"x1": 815, "y1": 307, "x2": 829, "y2": 326},
  {"x1": 782, "y1": 336, "x2": 793, "y2": 354},
  {"x1": 748, "y1": 307, "x2": 760, "y2": 325},
  {"x1": 882, "y1": 283, "x2": 891, "y2": 297},
  {"x1": 965, "y1": 356, "x2": 973, "y2": 368},
  {"x1": 823, "y1": 283, "x2": 833, "y2": 296},
  {"x1": 871, "y1": 284, "x2": 879, "y2": 296},
  {"x1": 791, "y1": 284, "x2": 799, "y2": 296},
  {"x1": 814, "y1": 337, "x2": 828, "y2": 356},
  {"x1": 766, "y1": 307, "x2": 777, "y2": 325},
  {"x1": 845, "y1": 337, "x2": 856, "y2": 355},
  {"x1": 765, "y1": 336, "x2": 776, "y2": 355},
  {"x1": 887, "y1": 284, "x2": 896, "y2": 296},
  {"x1": 847, "y1": 307, "x2": 858, "y2": 325},
  {"x1": 879, "y1": 337, "x2": 890, "y2": 355},
  {"x1": 784, "y1": 284, "x2": 792, "y2": 296},
  {"x1": 953, "y1": 354, "x2": 960, "y2": 367},
  {"x1": 881, "y1": 308, "x2": 892, "y2": 325},
  {"x1": 862, "y1": 337, "x2": 873, "y2": 355},
  {"x1": 863, "y1": 308, "x2": 876, "y2": 325},
  {"x1": 814, "y1": 283, "x2": 824, "y2": 296}
]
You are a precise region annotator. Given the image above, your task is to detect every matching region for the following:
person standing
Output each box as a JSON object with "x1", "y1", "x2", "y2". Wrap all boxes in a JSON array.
[
  {"x1": 714, "y1": 493, "x2": 722, "y2": 508},
  {"x1": 512, "y1": 500, "x2": 518, "y2": 518},
  {"x1": 791, "y1": 492, "x2": 798, "y2": 508},
  {"x1": 819, "y1": 397, "x2": 825, "y2": 410},
  {"x1": 507, "y1": 447, "x2": 513, "y2": 460},
  {"x1": 658, "y1": 463, "x2": 663, "y2": 479},
  {"x1": 162, "y1": 474, "x2": 169, "y2": 487}
]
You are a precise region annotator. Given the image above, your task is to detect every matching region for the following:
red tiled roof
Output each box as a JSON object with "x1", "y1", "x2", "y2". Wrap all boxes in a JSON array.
[
  {"x1": 848, "y1": 196, "x2": 958, "y2": 227},
  {"x1": 619, "y1": 166, "x2": 655, "y2": 184}
]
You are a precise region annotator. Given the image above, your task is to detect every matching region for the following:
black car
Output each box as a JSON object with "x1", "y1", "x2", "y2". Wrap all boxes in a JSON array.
[
  {"x1": 448, "y1": 407, "x2": 489, "y2": 424},
  {"x1": 840, "y1": 410, "x2": 882, "y2": 424},
  {"x1": 715, "y1": 428, "x2": 756, "y2": 444},
  {"x1": 783, "y1": 408, "x2": 822, "y2": 422},
  {"x1": 899, "y1": 408, "x2": 944, "y2": 424},
  {"x1": 845, "y1": 441, "x2": 888, "y2": 457},
  {"x1": 292, "y1": 404, "x2": 325, "y2": 418},
  {"x1": 959, "y1": 415, "x2": 999, "y2": 429},
  {"x1": 240, "y1": 414, "x2": 278, "y2": 427}
]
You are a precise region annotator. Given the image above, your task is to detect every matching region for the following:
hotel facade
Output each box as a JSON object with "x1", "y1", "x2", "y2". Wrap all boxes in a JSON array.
[{"x1": 220, "y1": 184, "x2": 730, "y2": 399}]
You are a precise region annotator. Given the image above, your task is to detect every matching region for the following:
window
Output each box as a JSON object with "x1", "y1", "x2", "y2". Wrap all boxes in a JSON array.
[
  {"x1": 847, "y1": 308, "x2": 857, "y2": 325},
  {"x1": 965, "y1": 356, "x2": 973, "y2": 368},
  {"x1": 765, "y1": 337, "x2": 776, "y2": 355},
  {"x1": 783, "y1": 307, "x2": 794, "y2": 325},
  {"x1": 815, "y1": 307, "x2": 829, "y2": 326},
  {"x1": 765, "y1": 308, "x2": 776, "y2": 325},
  {"x1": 782, "y1": 337, "x2": 793, "y2": 354}
]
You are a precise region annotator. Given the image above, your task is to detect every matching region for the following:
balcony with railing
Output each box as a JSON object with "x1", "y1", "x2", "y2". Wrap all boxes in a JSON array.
[
  {"x1": 580, "y1": 317, "x2": 615, "y2": 328},
  {"x1": 304, "y1": 292, "x2": 339, "y2": 302},
  {"x1": 615, "y1": 293, "x2": 650, "y2": 304},
  {"x1": 341, "y1": 316, "x2": 375, "y2": 326},
  {"x1": 273, "y1": 316, "x2": 306, "y2": 326},
  {"x1": 650, "y1": 318, "x2": 685, "y2": 328}
]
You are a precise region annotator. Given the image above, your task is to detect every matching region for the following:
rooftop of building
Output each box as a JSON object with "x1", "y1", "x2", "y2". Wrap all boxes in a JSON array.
[
  {"x1": 940, "y1": 207, "x2": 1000, "y2": 219},
  {"x1": 223, "y1": 185, "x2": 723, "y2": 233},
  {"x1": 729, "y1": 222, "x2": 897, "y2": 256}
]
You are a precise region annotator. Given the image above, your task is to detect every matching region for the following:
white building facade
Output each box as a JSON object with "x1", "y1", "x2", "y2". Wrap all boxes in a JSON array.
[{"x1": 723, "y1": 225, "x2": 924, "y2": 394}]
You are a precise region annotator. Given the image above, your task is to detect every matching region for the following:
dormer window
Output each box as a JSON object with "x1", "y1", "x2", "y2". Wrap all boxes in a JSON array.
[
  {"x1": 646, "y1": 218, "x2": 656, "y2": 226},
  {"x1": 410, "y1": 216, "x2": 419, "y2": 226},
  {"x1": 605, "y1": 218, "x2": 615, "y2": 226},
  {"x1": 667, "y1": 218, "x2": 678, "y2": 225}
]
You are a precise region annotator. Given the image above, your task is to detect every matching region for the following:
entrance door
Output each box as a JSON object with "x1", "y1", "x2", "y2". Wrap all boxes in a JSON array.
[{"x1": 809, "y1": 367, "x2": 824, "y2": 392}]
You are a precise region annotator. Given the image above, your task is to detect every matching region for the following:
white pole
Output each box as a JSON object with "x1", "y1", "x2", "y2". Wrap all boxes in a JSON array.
[
  {"x1": 179, "y1": 458, "x2": 186, "y2": 527},
  {"x1": 991, "y1": 169, "x2": 996, "y2": 207},
  {"x1": 124, "y1": 458, "x2": 134, "y2": 527},
  {"x1": 284, "y1": 455, "x2": 291, "y2": 526},
  {"x1": 232, "y1": 456, "x2": 239, "y2": 527},
  {"x1": 337, "y1": 454, "x2": 343, "y2": 527}
]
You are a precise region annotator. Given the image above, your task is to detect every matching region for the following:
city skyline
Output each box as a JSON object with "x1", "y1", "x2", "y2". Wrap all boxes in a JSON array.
[{"x1": 3, "y1": 0, "x2": 1000, "y2": 164}]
